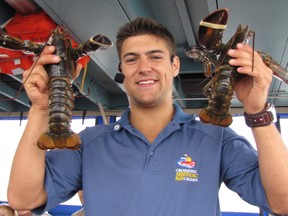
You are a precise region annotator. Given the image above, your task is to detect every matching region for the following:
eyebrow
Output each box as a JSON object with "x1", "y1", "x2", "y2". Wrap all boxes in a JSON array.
[{"x1": 122, "y1": 49, "x2": 165, "y2": 59}]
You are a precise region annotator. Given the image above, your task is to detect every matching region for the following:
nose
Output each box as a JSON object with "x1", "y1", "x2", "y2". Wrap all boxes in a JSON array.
[{"x1": 138, "y1": 57, "x2": 152, "y2": 74}]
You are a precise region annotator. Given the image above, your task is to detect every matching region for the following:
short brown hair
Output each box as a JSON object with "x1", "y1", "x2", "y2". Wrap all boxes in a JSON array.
[{"x1": 116, "y1": 17, "x2": 176, "y2": 58}]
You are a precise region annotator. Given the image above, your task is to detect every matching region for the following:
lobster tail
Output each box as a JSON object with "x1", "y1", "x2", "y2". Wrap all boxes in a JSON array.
[
  {"x1": 37, "y1": 131, "x2": 81, "y2": 150},
  {"x1": 37, "y1": 76, "x2": 81, "y2": 150},
  {"x1": 199, "y1": 109, "x2": 232, "y2": 127}
]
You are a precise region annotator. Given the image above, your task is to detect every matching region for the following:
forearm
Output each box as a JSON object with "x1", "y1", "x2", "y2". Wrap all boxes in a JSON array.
[
  {"x1": 253, "y1": 124, "x2": 288, "y2": 213},
  {"x1": 8, "y1": 107, "x2": 49, "y2": 210}
]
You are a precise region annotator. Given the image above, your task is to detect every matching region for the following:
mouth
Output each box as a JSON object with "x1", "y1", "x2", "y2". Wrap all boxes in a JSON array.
[{"x1": 137, "y1": 79, "x2": 156, "y2": 85}]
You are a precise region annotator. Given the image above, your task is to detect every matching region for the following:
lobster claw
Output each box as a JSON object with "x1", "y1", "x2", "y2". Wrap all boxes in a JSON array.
[
  {"x1": 198, "y1": 8, "x2": 229, "y2": 51},
  {"x1": 74, "y1": 34, "x2": 113, "y2": 57},
  {"x1": 0, "y1": 29, "x2": 43, "y2": 54}
]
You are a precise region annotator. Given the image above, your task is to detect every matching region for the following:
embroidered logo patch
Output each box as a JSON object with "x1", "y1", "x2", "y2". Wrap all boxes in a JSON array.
[
  {"x1": 177, "y1": 154, "x2": 195, "y2": 168},
  {"x1": 175, "y1": 154, "x2": 199, "y2": 182}
]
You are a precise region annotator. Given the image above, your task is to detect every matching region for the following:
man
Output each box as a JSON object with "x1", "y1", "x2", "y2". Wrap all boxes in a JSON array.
[{"x1": 7, "y1": 17, "x2": 288, "y2": 215}]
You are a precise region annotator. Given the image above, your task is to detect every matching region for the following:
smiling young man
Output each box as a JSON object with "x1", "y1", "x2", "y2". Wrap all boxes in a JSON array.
[
  {"x1": 8, "y1": 17, "x2": 288, "y2": 215},
  {"x1": 119, "y1": 33, "x2": 180, "y2": 143}
]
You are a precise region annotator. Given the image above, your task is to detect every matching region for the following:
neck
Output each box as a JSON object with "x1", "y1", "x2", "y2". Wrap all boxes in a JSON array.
[{"x1": 129, "y1": 102, "x2": 175, "y2": 143}]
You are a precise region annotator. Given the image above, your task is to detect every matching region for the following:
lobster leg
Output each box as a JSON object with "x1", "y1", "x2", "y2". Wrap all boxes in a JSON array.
[{"x1": 258, "y1": 51, "x2": 288, "y2": 84}]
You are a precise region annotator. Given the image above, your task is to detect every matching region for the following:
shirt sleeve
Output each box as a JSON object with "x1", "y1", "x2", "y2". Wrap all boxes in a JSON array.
[
  {"x1": 220, "y1": 131, "x2": 272, "y2": 213},
  {"x1": 33, "y1": 143, "x2": 83, "y2": 213}
]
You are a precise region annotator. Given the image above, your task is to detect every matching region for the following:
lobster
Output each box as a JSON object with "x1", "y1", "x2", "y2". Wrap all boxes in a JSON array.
[
  {"x1": 0, "y1": 26, "x2": 112, "y2": 149},
  {"x1": 185, "y1": 8, "x2": 288, "y2": 127}
]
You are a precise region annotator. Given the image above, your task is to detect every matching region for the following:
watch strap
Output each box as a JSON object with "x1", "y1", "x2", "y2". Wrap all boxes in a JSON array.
[{"x1": 244, "y1": 103, "x2": 275, "y2": 127}]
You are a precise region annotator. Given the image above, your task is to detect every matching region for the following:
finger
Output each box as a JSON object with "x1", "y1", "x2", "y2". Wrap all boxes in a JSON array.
[
  {"x1": 234, "y1": 60, "x2": 273, "y2": 89},
  {"x1": 229, "y1": 43, "x2": 263, "y2": 62},
  {"x1": 236, "y1": 65, "x2": 260, "y2": 76},
  {"x1": 28, "y1": 71, "x2": 49, "y2": 93},
  {"x1": 228, "y1": 45, "x2": 249, "y2": 58},
  {"x1": 228, "y1": 55, "x2": 253, "y2": 69},
  {"x1": 23, "y1": 64, "x2": 49, "y2": 88},
  {"x1": 41, "y1": 45, "x2": 56, "y2": 55},
  {"x1": 36, "y1": 53, "x2": 61, "y2": 66},
  {"x1": 236, "y1": 43, "x2": 253, "y2": 53},
  {"x1": 228, "y1": 46, "x2": 261, "y2": 69},
  {"x1": 35, "y1": 46, "x2": 60, "y2": 66},
  {"x1": 23, "y1": 63, "x2": 48, "y2": 78}
]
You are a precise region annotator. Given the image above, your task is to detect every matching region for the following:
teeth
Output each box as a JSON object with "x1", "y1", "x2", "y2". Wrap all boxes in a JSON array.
[{"x1": 138, "y1": 80, "x2": 155, "y2": 84}]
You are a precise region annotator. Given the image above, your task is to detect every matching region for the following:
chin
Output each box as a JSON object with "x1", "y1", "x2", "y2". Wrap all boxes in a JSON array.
[{"x1": 135, "y1": 99, "x2": 162, "y2": 108}]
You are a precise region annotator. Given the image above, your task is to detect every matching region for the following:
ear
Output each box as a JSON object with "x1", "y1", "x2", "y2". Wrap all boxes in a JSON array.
[
  {"x1": 114, "y1": 62, "x2": 125, "y2": 83},
  {"x1": 118, "y1": 62, "x2": 122, "y2": 72},
  {"x1": 171, "y1": 55, "x2": 180, "y2": 77}
]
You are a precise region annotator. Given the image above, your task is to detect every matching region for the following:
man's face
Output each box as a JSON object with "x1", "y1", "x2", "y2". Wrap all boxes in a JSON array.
[{"x1": 120, "y1": 34, "x2": 179, "y2": 108}]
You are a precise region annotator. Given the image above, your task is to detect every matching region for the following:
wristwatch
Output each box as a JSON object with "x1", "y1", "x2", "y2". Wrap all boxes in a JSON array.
[{"x1": 244, "y1": 103, "x2": 277, "y2": 128}]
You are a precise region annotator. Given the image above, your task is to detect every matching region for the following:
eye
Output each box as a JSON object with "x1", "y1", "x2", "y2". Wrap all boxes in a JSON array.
[
  {"x1": 150, "y1": 55, "x2": 163, "y2": 61},
  {"x1": 124, "y1": 57, "x2": 137, "y2": 64}
]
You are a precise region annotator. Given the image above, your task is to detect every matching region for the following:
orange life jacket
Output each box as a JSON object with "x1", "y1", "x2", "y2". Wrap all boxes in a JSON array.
[{"x1": 0, "y1": 11, "x2": 90, "y2": 75}]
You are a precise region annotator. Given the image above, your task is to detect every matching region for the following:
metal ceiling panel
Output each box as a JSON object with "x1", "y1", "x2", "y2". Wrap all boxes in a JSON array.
[{"x1": 0, "y1": 0, "x2": 288, "y2": 117}]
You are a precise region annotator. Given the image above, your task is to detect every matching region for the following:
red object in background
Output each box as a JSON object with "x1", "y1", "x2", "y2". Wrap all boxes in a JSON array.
[
  {"x1": 5, "y1": 11, "x2": 57, "y2": 41},
  {"x1": 0, "y1": 48, "x2": 35, "y2": 75},
  {"x1": 0, "y1": 11, "x2": 90, "y2": 75}
]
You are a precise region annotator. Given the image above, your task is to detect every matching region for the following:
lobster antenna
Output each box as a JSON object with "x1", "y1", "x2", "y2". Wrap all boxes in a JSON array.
[
  {"x1": 251, "y1": 31, "x2": 255, "y2": 72},
  {"x1": 244, "y1": 31, "x2": 256, "y2": 72}
]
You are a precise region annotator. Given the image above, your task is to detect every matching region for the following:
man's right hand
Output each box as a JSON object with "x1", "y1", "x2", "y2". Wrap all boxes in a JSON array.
[{"x1": 22, "y1": 45, "x2": 60, "y2": 111}]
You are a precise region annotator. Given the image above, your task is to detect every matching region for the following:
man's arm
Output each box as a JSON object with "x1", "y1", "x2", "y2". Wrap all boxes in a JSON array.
[
  {"x1": 7, "y1": 46, "x2": 61, "y2": 210},
  {"x1": 229, "y1": 43, "x2": 288, "y2": 214},
  {"x1": 8, "y1": 108, "x2": 49, "y2": 210},
  {"x1": 253, "y1": 124, "x2": 288, "y2": 214}
]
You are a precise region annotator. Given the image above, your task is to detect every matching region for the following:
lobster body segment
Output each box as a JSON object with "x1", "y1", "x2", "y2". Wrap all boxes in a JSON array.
[{"x1": 186, "y1": 8, "x2": 288, "y2": 127}]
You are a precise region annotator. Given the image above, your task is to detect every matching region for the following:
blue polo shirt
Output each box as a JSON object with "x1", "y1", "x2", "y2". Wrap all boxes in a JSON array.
[{"x1": 37, "y1": 104, "x2": 271, "y2": 215}]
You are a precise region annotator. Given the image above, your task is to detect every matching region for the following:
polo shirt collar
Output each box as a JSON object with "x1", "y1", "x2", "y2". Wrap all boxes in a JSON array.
[{"x1": 118, "y1": 103, "x2": 194, "y2": 128}]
